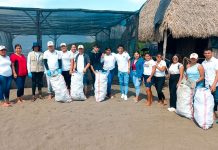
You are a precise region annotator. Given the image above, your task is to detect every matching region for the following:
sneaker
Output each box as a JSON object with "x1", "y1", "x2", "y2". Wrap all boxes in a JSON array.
[
  {"x1": 124, "y1": 95, "x2": 128, "y2": 101},
  {"x1": 121, "y1": 94, "x2": 125, "y2": 99},
  {"x1": 168, "y1": 107, "x2": 176, "y2": 112}
]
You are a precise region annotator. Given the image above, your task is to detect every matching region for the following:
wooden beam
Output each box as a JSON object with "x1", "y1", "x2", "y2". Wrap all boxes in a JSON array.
[{"x1": 163, "y1": 30, "x2": 167, "y2": 59}]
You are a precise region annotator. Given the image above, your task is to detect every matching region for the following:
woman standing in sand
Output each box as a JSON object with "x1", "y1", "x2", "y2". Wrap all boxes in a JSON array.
[
  {"x1": 168, "y1": 54, "x2": 184, "y2": 112},
  {"x1": 130, "y1": 51, "x2": 144, "y2": 102},
  {"x1": 27, "y1": 42, "x2": 44, "y2": 101},
  {"x1": 10, "y1": 44, "x2": 28, "y2": 103},
  {"x1": 143, "y1": 53, "x2": 156, "y2": 106},
  {"x1": 154, "y1": 53, "x2": 167, "y2": 105},
  {"x1": 0, "y1": 45, "x2": 13, "y2": 107}
]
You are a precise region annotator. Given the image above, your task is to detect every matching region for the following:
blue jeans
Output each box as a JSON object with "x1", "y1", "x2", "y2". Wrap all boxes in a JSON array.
[
  {"x1": 118, "y1": 71, "x2": 129, "y2": 95},
  {"x1": 212, "y1": 86, "x2": 218, "y2": 112},
  {"x1": 132, "y1": 71, "x2": 141, "y2": 96},
  {"x1": 14, "y1": 76, "x2": 26, "y2": 97},
  {"x1": 0, "y1": 75, "x2": 12, "y2": 101},
  {"x1": 105, "y1": 69, "x2": 115, "y2": 96}
]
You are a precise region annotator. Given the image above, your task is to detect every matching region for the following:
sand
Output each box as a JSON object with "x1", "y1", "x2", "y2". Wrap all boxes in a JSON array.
[{"x1": 0, "y1": 85, "x2": 217, "y2": 150}]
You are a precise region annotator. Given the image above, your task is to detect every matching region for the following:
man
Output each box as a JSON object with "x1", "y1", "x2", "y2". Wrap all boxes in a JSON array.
[
  {"x1": 101, "y1": 48, "x2": 116, "y2": 98},
  {"x1": 59, "y1": 43, "x2": 71, "y2": 91},
  {"x1": 43, "y1": 41, "x2": 62, "y2": 100},
  {"x1": 89, "y1": 45, "x2": 103, "y2": 89},
  {"x1": 70, "y1": 44, "x2": 79, "y2": 59},
  {"x1": 74, "y1": 45, "x2": 90, "y2": 96},
  {"x1": 202, "y1": 48, "x2": 218, "y2": 121},
  {"x1": 114, "y1": 45, "x2": 130, "y2": 101}
]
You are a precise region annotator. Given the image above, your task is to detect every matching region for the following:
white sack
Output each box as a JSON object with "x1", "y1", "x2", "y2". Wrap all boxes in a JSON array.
[
  {"x1": 71, "y1": 72, "x2": 86, "y2": 100},
  {"x1": 94, "y1": 71, "x2": 108, "y2": 102}
]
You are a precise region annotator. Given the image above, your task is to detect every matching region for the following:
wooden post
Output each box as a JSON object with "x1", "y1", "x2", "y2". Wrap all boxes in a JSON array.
[{"x1": 163, "y1": 30, "x2": 168, "y2": 59}]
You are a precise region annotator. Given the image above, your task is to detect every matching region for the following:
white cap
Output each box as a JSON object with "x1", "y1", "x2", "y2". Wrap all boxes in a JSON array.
[
  {"x1": 0, "y1": 45, "x2": 6, "y2": 51},
  {"x1": 190, "y1": 53, "x2": 198, "y2": 59},
  {"x1": 47, "y1": 41, "x2": 54, "y2": 47},
  {"x1": 78, "y1": 45, "x2": 84, "y2": 49},
  {"x1": 60, "y1": 43, "x2": 67, "y2": 47}
]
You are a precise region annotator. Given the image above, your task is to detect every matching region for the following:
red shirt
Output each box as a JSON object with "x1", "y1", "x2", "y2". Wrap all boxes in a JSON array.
[
  {"x1": 10, "y1": 53, "x2": 27, "y2": 76},
  {"x1": 132, "y1": 61, "x2": 137, "y2": 71}
]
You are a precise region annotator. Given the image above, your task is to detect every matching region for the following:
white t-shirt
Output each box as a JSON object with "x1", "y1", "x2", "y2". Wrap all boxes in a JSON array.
[
  {"x1": 77, "y1": 55, "x2": 84, "y2": 73},
  {"x1": 43, "y1": 50, "x2": 61, "y2": 71},
  {"x1": 60, "y1": 51, "x2": 71, "y2": 71},
  {"x1": 202, "y1": 57, "x2": 218, "y2": 87},
  {"x1": 115, "y1": 52, "x2": 130, "y2": 72},
  {"x1": 143, "y1": 59, "x2": 156, "y2": 75},
  {"x1": 168, "y1": 63, "x2": 183, "y2": 75},
  {"x1": 101, "y1": 53, "x2": 116, "y2": 71},
  {"x1": 70, "y1": 51, "x2": 79, "y2": 60},
  {"x1": 0, "y1": 55, "x2": 12, "y2": 77},
  {"x1": 154, "y1": 60, "x2": 166, "y2": 77}
]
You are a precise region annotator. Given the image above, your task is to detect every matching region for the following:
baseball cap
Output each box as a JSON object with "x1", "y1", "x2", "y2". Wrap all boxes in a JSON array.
[
  {"x1": 190, "y1": 53, "x2": 198, "y2": 59},
  {"x1": 60, "y1": 43, "x2": 67, "y2": 47},
  {"x1": 0, "y1": 45, "x2": 6, "y2": 51},
  {"x1": 78, "y1": 45, "x2": 84, "y2": 49},
  {"x1": 47, "y1": 41, "x2": 54, "y2": 47}
]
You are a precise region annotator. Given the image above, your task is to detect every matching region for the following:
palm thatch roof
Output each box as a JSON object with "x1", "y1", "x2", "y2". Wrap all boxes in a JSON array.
[{"x1": 139, "y1": 0, "x2": 218, "y2": 42}]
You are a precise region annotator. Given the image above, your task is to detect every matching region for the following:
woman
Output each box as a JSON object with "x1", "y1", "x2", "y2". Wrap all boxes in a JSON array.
[
  {"x1": 130, "y1": 51, "x2": 144, "y2": 102},
  {"x1": 27, "y1": 42, "x2": 44, "y2": 101},
  {"x1": 10, "y1": 44, "x2": 27, "y2": 103},
  {"x1": 0, "y1": 45, "x2": 12, "y2": 107},
  {"x1": 59, "y1": 43, "x2": 72, "y2": 91},
  {"x1": 154, "y1": 53, "x2": 167, "y2": 105},
  {"x1": 143, "y1": 53, "x2": 156, "y2": 106},
  {"x1": 101, "y1": 48, "x2": 116, "y2": 98},
  {"x1": 168, "y1": 54, "x2": 184, "y2": 112},
  {"x1": 186, "y1": 53, "x2": 204, "y2": 88}
]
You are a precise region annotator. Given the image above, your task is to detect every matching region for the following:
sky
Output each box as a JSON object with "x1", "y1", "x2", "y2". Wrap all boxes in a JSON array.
[{"x1": 0, "y1": 0, "x2": 146, "y2": 11}]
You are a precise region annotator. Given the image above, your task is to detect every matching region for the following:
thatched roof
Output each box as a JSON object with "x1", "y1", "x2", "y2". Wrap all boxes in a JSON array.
[
  {"x1": 138, "y1": 0, "x2": 160, "y2": 42},
  {"x1": 139, "y1": 0, "x2": 218, "y2": 42}
]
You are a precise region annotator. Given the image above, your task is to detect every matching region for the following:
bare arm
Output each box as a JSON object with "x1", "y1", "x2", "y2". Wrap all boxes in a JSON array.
[
  {"x1": 128, "y1": 59, "x2": 130, "y2": 74},
  {"x1": 177, "y1": 66, "x2": 184, "y2": 86},
  {"x1": 211, "y1": 70, "x2": 218, "y2": 92},
  {"x1": 196, "y1": 65, "x2": 204, "y2": 83},
  {"x1": 11, "y1": 62, "x2": 17, "y2": 78}
]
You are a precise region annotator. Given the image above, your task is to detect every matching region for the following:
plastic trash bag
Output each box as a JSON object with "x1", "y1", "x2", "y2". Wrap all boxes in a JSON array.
[
  {"x1": 94, "y1": 71, "x2": 108, "y2": 102},
  {"x1": 176, "y1": 79, "x2": 194, "y2": 119},
  {"x1": 194, "y1": 88, "x2": 214, "y2": 130},
  {"x1": 49, "y1": 73, "x2": 72, "y2": 103},
  {"x1": 71, "y1": 72, "x2": 86, "y2": 100}
]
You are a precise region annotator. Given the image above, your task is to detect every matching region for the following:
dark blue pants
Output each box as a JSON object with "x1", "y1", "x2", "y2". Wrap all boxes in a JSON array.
[
  {"x1": 212, "y1": 86, "x2": 218, "y2": 112},
  {"x1": 105, "y1": 69, "x2": 115, "y2": 96},
  {"x1": 154, "y1": 76, "x2": 166, "y2": 101},
  {"x1": 62, "y1": 71, "x2": 71, "y2": 89},
  {"x1": 0, "y1": 75, "x2": 12, "y2": 101},
  {"x1": 169, "y1": 74, "x2": 180, "y2": 108},
  {"x1": 32, "y1": 72, "x2": 44, "y2": 95},
  {"x1": 14, "y1": 76, "x2": 26, "y2": 97}
]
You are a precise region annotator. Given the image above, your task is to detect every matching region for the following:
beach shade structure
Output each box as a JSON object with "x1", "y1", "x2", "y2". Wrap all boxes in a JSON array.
[{"x1": 0, "y1": 7, "x2": 139, "y2": 55}]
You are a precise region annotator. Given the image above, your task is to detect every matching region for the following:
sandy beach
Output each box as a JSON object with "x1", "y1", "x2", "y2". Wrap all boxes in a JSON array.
[{"x1": 0, "y1": 85, "x2": 217, "y2": 150}]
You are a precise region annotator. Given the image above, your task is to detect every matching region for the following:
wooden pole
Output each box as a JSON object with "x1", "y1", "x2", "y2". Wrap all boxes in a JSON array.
[{"x1": 163, "y1": 30, "x2": 167, "y2": 59}]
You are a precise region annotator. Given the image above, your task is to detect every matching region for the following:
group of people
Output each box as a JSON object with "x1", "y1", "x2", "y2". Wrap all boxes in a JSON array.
[{"x1": 0, "y1": 41, "x2": 218, "y2": 121}]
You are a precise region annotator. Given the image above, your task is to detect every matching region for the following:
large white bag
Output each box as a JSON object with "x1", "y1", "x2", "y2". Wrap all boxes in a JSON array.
[
  {"x1": 95, "y1": 71, "x2": 108, "y2": 102},
  {"x1": 71, "y1": 72, "x2": 86, "y2": 100},
  {"x1": 176, "y1": 79, "x2": 194, "y2": 119},
  {"x1": 194, "y1": 88, "x2": 214, "y2": 130},
  {"x1": 49, "y1": 74, "x2": 72, "y2": 103}
]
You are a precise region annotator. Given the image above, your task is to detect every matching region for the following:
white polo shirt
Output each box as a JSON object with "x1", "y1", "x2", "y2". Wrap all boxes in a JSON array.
[
  {"x1": 0, "y1": 55, "x2": 12, "y2": 77},
  {"x1": 168, "y1": 63, "x2": 183, "y2": 75},
  {"x1": 115, "y1": 52, "x2": 130, "y2": 72},
  {"x1": 77, "y1": 54, "x2": 84, "y2": 73},
  {"x1": 202, "y1": 57, "x2": 218, "y2": 87},
  {"x1": 143, "y1": 59, "x2": 156, "y2": 75},
  {"x1": 101, "y1": 53, "x2": 116, "y2": 71},
  {"x1": 43, "y1": 50, "x2": 61, "y2": 71},
  {"x1": 60, "y1": 51, "x2": 71, "y2": 71},
  {"x1": 154, "y1": 60, "x2": 166, "y2": 77}
]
